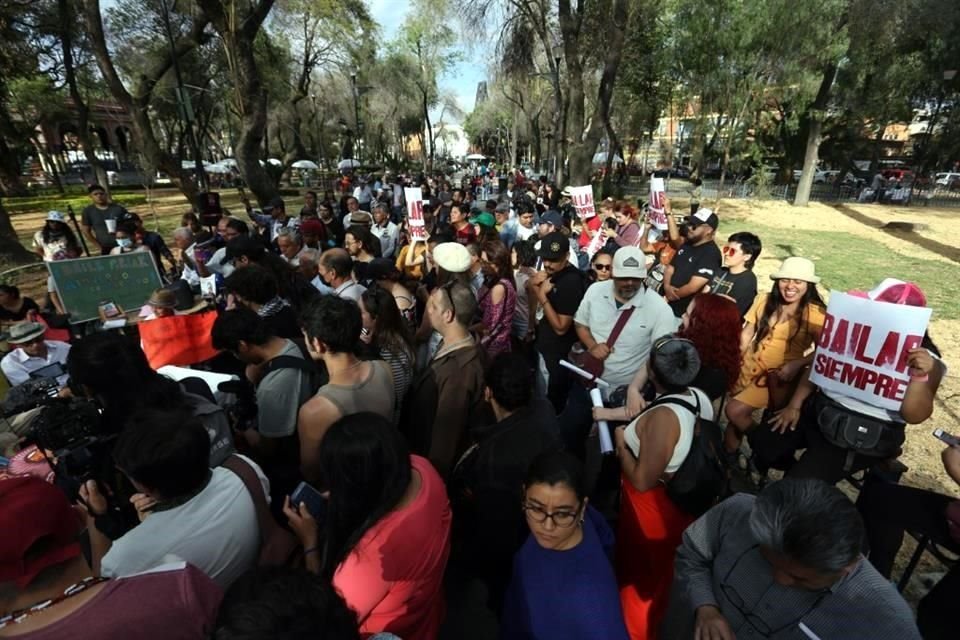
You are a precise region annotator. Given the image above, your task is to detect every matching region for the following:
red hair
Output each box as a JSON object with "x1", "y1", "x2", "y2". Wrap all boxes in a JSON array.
[{"x1": 678, "y1": 293, "x2": 742, "y2": 392}]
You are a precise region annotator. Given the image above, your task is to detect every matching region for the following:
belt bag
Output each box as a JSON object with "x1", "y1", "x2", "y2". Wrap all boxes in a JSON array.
[{"x1": 814, "y1": 394, "x2": 904, "y2": 458}]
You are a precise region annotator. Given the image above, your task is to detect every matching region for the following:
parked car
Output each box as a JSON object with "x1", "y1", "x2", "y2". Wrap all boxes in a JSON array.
[
  {"x1": 881, "y1": 168, "x2": 914, "y2": 183},
  {"x1": 934, "y1": 172, "x2": 960, "y2": 188}
]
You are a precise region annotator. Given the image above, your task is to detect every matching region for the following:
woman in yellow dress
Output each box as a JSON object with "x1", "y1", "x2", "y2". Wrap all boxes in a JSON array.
[{"x1": 724, "y1": 257, "x2": 826, "y2": 460}]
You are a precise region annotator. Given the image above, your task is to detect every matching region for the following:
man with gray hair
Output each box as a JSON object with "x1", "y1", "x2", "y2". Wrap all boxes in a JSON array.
[
  {"x1": 370, "y1": 202, "x2": 399, "y2": 258},
  {"x1": 297, "y1": 248, "x2": 333, "y2": 295},
  {"x1": 172, "y1": 226, "x2": 200, "y2": 289},
  {"x1": 662, "y1": 478, "x2": 920, "y2": 639}
]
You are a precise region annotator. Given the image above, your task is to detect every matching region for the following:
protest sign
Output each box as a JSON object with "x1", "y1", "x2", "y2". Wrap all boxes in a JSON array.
[
  {"x1": 585, "y1": 222, "x2": 607, "y2": 258},
  {"x1": 568, "y1": 185, "x2": 596, "y2": 220},
  {"x1": 139, "y1": 311, "x2": 219, "y2": 369},
  {"x1": 648, "y1": 177, "x2": 668, "y2": 229},
  {"x1": 405, "y1": 187, "x2": 427, "y2": 241},
  {"x1": 808, "y1": 292, "x2": 932, "y2": 411}
]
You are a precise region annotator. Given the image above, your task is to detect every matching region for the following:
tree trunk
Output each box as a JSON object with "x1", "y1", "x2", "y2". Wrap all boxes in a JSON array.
[
  {"x1": 794, "y1": 63, "x2": 838, "y2": 207},
  {"x1": 81, "y1": 0, "x2": 204, "y2": 202},
  {"x1": 560, "y1": 0, "x2": 629, "y2": 185},
  {"x1": 0, "y1": 199, "x2": 35, "y2": 266}
]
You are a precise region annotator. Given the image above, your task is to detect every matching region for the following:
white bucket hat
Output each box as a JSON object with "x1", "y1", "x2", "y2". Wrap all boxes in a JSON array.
[{"x1": 770, "y1": 257, "x2": 820, "y2": 284}]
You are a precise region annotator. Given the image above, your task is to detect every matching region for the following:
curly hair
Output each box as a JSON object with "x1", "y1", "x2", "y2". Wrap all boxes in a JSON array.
[{"x1": 678, "y1": 293, "x2": 742, "y2": 392}]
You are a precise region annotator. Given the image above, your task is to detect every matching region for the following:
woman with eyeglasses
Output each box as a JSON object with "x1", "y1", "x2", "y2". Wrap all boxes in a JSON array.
[
  {"x1": 500, "y1": 450, "x2": 629, "y2": 640},
  {"x1": 612, "y1": 336, "x2": 713, "y2": 640},
  {"x1": 589, "y1": 250, "x2": 614, "y2": 284}
]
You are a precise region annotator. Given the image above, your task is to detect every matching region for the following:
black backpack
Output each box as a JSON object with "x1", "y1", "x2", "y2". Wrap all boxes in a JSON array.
[
  {"x1": 645, "y1": 392, "x2": 727, "y2": 517},
  {"x1": 259, "y1": 352, "x2": 327, "y2": 395}
]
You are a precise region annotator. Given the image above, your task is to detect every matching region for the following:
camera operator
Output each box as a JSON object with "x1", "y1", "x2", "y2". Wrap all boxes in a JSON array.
[
  {"x1": 80, "y1": 409, "x2": 264, "y2": 589},
  {"x1": 66, "y1": 333, "x2": 234, "y2": 467},
  {"x1": 211, "y1": 308, "x2": 314, "y2": 507},
  {"x1": 0, "y1": 476, "x2": 223, "y2": 637},
  {"x1": 1, "y1": 321, "x2": 70, "y2": 387}
]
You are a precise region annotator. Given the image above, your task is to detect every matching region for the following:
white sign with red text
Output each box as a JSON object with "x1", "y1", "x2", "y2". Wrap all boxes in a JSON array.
[
  {"x1": 809, "y1": 292, "x2": 932, "y2": 411},
  {"x1": 405, "y1": 187, "x2": 427, "y2": 241},
  {"x1": 648, "y1": 177, "x2": 668, "y2": 230},
  {"x1": 568, "y1": 185, "x2": 596, "y2": 220}
]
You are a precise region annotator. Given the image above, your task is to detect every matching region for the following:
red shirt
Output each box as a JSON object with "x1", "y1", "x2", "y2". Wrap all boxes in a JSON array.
[
  {"x1": 454, "y1": 223, "x2": 477, "y2": 246},
  {"x1": 333, "y1": 456, "x2": 452, "y2": 639},
  {"x1": 578, "y1": 215, "x2": 603, "y2": 249},
  {"x1": 11, "y1": 563, "x2": 221, "y2": 640}
]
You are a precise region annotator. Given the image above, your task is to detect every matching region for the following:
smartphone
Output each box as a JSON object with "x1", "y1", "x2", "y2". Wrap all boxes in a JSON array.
[
  {"x1": 290, "y1": 481, "x2": 327, "y2": 521},
  {"x1": 932, "y1": 428, "x2": 960, "y2": 447},
  {"x1": 98, "y1": 300, "x2": 122, "y2": 318},
  {"x1": 535, "y1": 257, "x2": 543, "y2": 271},
  {"x1": 28, "y1": 362, "x2": 66, "y2": 380}
]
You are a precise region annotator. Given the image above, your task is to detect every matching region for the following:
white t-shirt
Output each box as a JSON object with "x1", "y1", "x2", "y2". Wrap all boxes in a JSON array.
[
  {"x1": 573, "y1": 280, "x2": 677, "y2": 392},
  {"x1": 624, "y1": 388, "x2": 712, "y2": 472},
  {"x1": 32, "y1": 231, "x2": 73, "y2": 262},
  {"x1": 516, "y1": 225, "x2": 537, "y2": 242},
  {"x1": 100, "y1": 458, "x2": 267, "y2": 589}
]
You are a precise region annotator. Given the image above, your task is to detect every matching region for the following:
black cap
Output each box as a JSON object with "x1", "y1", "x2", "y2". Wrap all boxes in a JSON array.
[
  {"x1": 540, "y1": 210, "x2": 563, "y2": 228},
  {"x1": 684, "y1": 208, "x2": 719, "y2": 230},
  {"x1": 263, "y1": 196, "x2": 285, "y2": 212},
  {"x1": 537, "y1": 231, "x2": 569, "y2": 260}
]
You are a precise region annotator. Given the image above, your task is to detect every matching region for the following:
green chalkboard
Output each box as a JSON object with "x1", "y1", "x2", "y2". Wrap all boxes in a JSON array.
[{"x1": 48, "y1": 252, "x2": 163, "y2": 323}]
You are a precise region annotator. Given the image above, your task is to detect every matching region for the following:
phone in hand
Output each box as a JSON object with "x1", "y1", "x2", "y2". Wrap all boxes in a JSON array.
[
  {"x1": 290, "y1": 481, "x2": 327, "y2": 521},
  {"x1": 933, "y1": 428, "x2": 960, "y2": 447}
]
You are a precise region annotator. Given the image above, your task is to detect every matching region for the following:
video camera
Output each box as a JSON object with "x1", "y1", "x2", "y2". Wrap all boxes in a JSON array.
[{"x1": 217, "y1": 379, "x2": 258, "y2": 431}]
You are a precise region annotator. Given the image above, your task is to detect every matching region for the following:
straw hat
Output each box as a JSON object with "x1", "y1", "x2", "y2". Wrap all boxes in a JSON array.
[{"x1": 769, "y1": 257, "x2": 820, "y2": 284}]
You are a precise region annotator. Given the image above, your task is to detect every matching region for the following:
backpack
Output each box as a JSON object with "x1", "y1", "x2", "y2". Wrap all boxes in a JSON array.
[{"x1": 645, "y1": 392, "x2": 727, "y2": 517}]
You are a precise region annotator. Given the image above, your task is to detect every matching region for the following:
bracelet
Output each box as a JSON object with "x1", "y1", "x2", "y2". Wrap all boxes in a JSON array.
[
  {"x1": 303, "y1": 546, "x2": 319, "y2": 556},
  {"x1": 909, "y1": 373, "x2": 929, "y2": 382}
]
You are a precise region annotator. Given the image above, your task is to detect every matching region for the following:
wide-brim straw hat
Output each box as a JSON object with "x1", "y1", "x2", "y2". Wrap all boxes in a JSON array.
[{"x1": 769, "y1": 257, "x2": 820, "y2": 284}]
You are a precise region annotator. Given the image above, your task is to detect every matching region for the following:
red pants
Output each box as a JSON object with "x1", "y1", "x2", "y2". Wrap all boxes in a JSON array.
[{"x1": 616, "y1": 481, "x2": 695, "y2": 640}]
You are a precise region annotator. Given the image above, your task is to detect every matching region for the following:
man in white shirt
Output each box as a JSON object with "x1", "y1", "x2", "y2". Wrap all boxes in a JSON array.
[
  {"x1": 353, "y1": 178, "x2": 373, "y2": 210},
  {"x1": 173, "y1": 227, "x2": 201, "y2": 289},
  {"x1": 557, "y1": 246, "x2": 676, "y2": 455},
  {"x1": 1, "y1": 322, "x2": 71, "y2": 386},
  {"x1": 82, "y1": 411, "x2": 264, "y2": 590},
  {"x1": 370, "y1": 203, "x2": 399, "y2": 258},
  {"x1": 317, "y1": 248, "x2": 365, "y2": 303}
]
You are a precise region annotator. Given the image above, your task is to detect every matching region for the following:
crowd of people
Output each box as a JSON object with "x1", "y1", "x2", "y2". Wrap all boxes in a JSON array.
[{"x1": 0, "y1": 169, "x2": 955, "y2": 640}]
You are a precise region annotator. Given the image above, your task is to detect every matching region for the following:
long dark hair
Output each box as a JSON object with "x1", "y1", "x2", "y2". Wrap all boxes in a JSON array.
[
  {"x1": 752, "y1": 280, "x2": 826, "y2": 352},
  {"x1": 480, "y1": 240, "x2": 515, "y2": 290},
  {"x1": 361, "y1": 285, "x2": 415, "y2": 363},
  {"x1": 317, "y1": 413, "x2": 412, "y2": 579},
  {"x1": 42, "y1": 220, "x2": 81, "y2": 254}
]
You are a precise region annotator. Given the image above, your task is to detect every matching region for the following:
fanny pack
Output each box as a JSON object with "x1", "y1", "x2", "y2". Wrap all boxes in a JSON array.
[{"x1": 814, "y1": 392, "x2": 904, "y2": 464}]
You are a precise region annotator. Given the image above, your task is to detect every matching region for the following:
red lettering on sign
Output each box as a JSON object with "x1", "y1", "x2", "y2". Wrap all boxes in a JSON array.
[
  {"x1": 854, "y1": 325, "x2": 874, "y2": 364},
  {"x1": 873, "y1": 331, "x2": 900, "y2": 369},
  {"x1": 818, "y1": 312, "x2": 834, "y2": 349},
  {"x1": 829, "y1": 318, "x2": 849, "y2": 354},
  {"x1": 895, "y1": 334, "x2": 923, "y2": 373}
]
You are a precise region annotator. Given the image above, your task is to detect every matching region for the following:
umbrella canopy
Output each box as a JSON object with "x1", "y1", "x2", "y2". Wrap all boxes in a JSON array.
[
  {"x1": 206, "y1": 163, "x2": 230, "y2": 174},
  {"x1": 267, "y1": 158, "x2": 283, "y2": 166},
  {"x1": 292, "y1": 159, "x2": 319, "y2": 170},
  {"x1": 338, "y1": 158, "x2": 361, "y2": 170},
  {"x1": 220, "y1": 158, "x2": 238, "y2": 167},
  {"x1": 465, "y1": 153, "x2": 486, "y2": 161},
  {"x1": 592, "y1": 152, "x2": 624, "y2": 165}
]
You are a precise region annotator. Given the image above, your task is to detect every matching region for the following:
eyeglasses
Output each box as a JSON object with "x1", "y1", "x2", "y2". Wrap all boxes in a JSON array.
[
  {"x1": 720, "y1": 545, "x2": 829, "y2": 637},
  {"x1": 440, "y1": 281, "x2": 458, "y2": 319},
  {"x1": 722, "y1": 246, "x2": 740, "y2": 257},
  {"x1": 522, "y1": 501, "x2": 581, "y2": 528},
  {"x1": 593, "y1": 263, "x2": 612, "y2": 272}
]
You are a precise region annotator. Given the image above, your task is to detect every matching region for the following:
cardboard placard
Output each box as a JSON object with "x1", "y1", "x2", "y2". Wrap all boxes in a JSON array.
[
  {"x1": 809, "y1": 292, "x2": 932, "y2": 410},
  {"x1": 568, "y1": 185, "x2": 596, "y2": 220},
  {"x1": 405, "y1": 187, "x2": 427, "y2": 241},
  {"x1": 139, "y1": 311, "x2": 219, "y2": 369},
  {"x1": 648, "y1": 177, "x2": 668, "y2": 229}
]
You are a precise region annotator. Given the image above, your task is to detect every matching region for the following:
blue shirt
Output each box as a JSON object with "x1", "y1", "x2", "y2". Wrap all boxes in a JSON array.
[{"x1": 501, "y1": 506, "x2": 630, "y2": 640}]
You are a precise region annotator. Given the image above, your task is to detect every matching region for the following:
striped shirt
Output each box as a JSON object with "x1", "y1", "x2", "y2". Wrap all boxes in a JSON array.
[
  {"x1": 661, "y1": 494, "x2": 920, "y2": 640},
  {"x1": 380, "y1": 346, "x2": 413, "y2": 425}
]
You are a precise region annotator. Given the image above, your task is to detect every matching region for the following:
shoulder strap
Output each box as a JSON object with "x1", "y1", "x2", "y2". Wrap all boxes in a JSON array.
[
  {"x1": 643, "y1": 391, "x2": 701, "y2": 418},
  {"x1": 261, "y1": 355, "x2": 315, "y2": 377},
  {"x1": 606, "y1": 306, "x2": 637, "y2": 349},
  {"x1": 222, "y1": 455, "x2": 273, "y2": 542}
]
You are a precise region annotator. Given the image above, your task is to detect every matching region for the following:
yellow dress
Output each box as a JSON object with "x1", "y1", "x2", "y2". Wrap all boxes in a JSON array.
[{"x1": 733, "y1": 293, "x2": 826, "y2": 409}]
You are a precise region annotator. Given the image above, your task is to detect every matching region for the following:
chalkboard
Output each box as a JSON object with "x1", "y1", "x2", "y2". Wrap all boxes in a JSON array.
[{"x1": 48, "y1": 252, "x2": 163, "y2": 323}]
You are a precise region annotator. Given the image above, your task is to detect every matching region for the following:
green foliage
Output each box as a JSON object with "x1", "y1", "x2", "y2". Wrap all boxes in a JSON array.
[{"x1": 4, "y1": 192, "x2": 147, "y2": 215}]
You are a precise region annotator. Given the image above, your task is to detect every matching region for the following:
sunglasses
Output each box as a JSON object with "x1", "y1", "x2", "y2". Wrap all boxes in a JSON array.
[
  {"x1": 593, "y1": 264, "x2": 612, "y2": 271},
  {"x1": 722, "y1": 246, "x2": 740, "y2": 256}
]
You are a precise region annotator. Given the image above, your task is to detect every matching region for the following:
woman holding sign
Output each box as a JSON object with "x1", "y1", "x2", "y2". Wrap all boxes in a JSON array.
[
  {"x1": 758, "y1": 279, "x2": 945, "y2": 484},
  {"x1": 723, "y1": 257, "x2": 826, "y2": 466}
]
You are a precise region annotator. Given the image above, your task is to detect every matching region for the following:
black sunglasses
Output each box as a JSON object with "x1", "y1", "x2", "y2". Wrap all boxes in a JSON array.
[{"x1": 593, "y1": 264, "x2": 612, "y2": 271}]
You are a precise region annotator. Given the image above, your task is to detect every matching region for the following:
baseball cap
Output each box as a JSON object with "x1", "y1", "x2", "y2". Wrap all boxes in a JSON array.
[
  {"x1": 849, "y1": 278, "x2": 926, "y2": 307},
  {"x1": 537, "y1": 231, "x2": 569, "y2": 260},
  {"x1": 540, "y1": 210, "x2": 563, "y2": 229},
  {"x1": 0, "y1": 477, "x2": 85, "y2": 588},
  {"x1": 684, "y1": 207, "x2": 719, "y2": 230},
  {"x1": 46, "y1": 210, "x2": 66, "y2": 223},
  {"x1": 433, "y1": 242, "x2": 471, "y2": 273},
  {"x1": 612, "y1": 246, "x2": 647, "y2": 279},
  {"x1": 263, "y1": 196, "x2": 285, "y2": 212},
  {"x1": 469, "y1": 212, "x2": 497, "y2": 228}
]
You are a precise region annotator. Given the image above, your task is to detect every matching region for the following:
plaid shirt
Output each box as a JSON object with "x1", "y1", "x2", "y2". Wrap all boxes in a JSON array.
[{"x1": 661, "y1": 494, "x2": 921, "y2": 640}]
